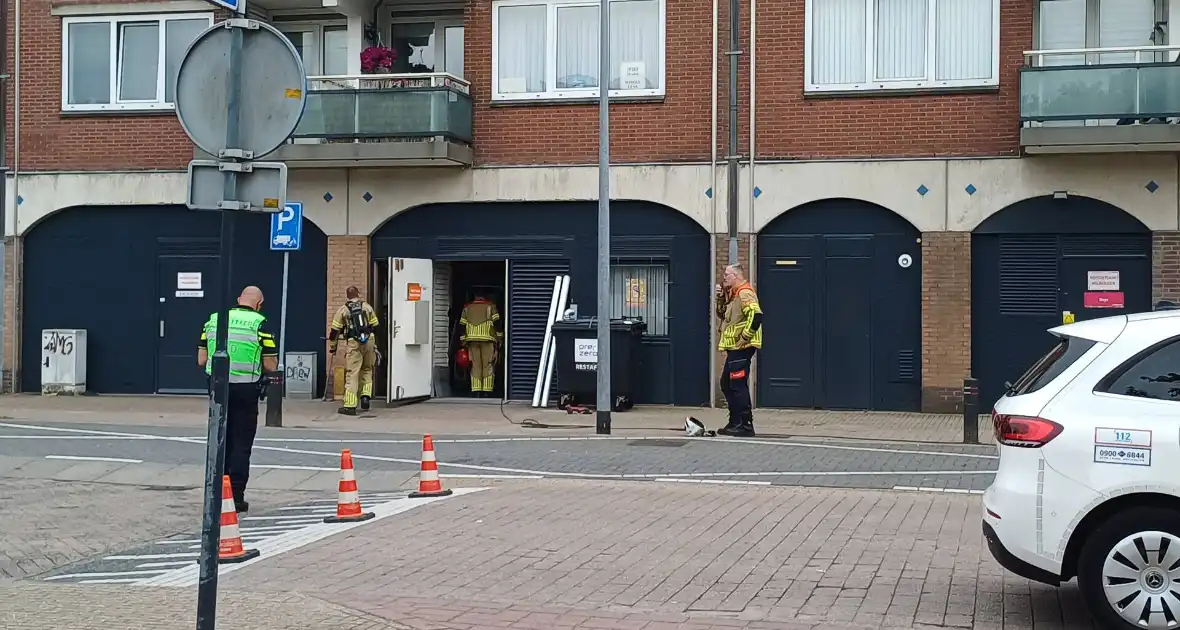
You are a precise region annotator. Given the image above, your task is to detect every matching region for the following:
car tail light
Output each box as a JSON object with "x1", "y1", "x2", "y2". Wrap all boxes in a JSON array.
[{"x1": 992, "y1": 412, "x2": 1064, "y2": 448}]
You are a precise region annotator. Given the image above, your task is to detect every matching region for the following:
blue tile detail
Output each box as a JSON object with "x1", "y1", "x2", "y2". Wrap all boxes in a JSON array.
[
  {"x1": 323, "y1": 192, "x2": 334, "y2": 203},
  {"x1": 705, "y1": 188, "x2": 713, "y2": 199},
  {"x1": 916, "y1": 185, "x2": 929, "y2": 196},
  {"x1": 1146, "y1": 181, "x2": 1160, "y2": 193},
  {"x1": 363, "y1": 192, "x2": 374, "y2": 202},
  {"x1": 15, "y1": 195, "x2": 23, "y2": 206},
  {"x1": 753, "y1": 187, "x2": 762, "y2": 198},
  {"x1": 965, "y1": 184, "x2": 977, "y2": 196}
]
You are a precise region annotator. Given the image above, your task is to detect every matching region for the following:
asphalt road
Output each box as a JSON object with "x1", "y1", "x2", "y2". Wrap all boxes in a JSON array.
[{"x1": 0, "y1": 420, "x2": 998, "y2": 492}]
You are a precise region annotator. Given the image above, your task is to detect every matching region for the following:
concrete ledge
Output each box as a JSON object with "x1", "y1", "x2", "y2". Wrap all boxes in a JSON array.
[{"x1": 1022, "y1": 125, "x2": 1180, "y2": 154}]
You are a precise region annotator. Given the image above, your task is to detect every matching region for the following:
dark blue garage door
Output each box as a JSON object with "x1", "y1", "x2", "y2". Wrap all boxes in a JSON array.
[
  {"x1": 21, "y1": 206, "x2": 328, "y2": 395},
  {"x1": 972, "y1": 196, "x2": 1152, "y2": 408},
  {"x1": 757, "y1": 199, "x2": 922, "y2": 411}
]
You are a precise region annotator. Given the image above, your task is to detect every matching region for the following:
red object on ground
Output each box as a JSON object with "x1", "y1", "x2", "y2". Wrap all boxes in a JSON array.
[{"x1": 455, "y1": 348, "x2": 471, "y2": 370}]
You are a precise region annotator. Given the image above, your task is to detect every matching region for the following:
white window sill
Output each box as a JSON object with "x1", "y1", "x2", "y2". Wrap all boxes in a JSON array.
[
  {"x1": 492, "y1": 89, "x2": 665, "y2": 105},
  {"x1": 804, "y1": 80, "x2": 999, "y2": 97},
  {"x1": 61, "y1": 103, "x2": 177, "y2": 114}
]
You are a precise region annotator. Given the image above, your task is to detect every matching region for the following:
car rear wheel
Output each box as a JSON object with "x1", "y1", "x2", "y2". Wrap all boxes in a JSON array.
[{"x1": 1078, "y1": 507, "x2": 1180, "y2": 630}]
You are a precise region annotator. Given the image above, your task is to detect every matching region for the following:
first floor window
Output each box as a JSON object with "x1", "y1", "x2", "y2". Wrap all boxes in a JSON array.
[
  {"x1": 806, "y1": 0, "x2": 998, "y2": 93},
  {"x1": 493, "y1": 0, "x2": 665, "y2": 101},
  {"x1": 62, "y1": 13, "x2": 213, "y2": 111},
  {"x1": 610, "y1": 262, "x2": 669, "y2": 336}
]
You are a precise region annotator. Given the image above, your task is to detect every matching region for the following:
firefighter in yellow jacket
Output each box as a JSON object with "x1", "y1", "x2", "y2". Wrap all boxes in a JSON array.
[
  {"x1": 716, "y1": 264, "x2": 763, "y2": 436},
  {"x1": 329, "y1": 286, "x2": 380, "y2": 415},
  {"x1": 460, "y1": 292, "x2": 503, "y2": 397}
]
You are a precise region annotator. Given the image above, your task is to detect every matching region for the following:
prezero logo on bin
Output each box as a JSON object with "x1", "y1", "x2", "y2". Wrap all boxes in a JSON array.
[{"x1": 575, "y1": 339, "x2": 598, "y2": 364}]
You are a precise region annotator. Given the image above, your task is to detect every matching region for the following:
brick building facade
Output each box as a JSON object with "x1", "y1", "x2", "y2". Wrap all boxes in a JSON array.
[{"x1": 3, "y1": 0, "x2": 1179, "y2": 414}]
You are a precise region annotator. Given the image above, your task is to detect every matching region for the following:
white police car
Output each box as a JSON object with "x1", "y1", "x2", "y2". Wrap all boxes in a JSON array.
[{"x1": 982, "y1": 308, "x2": 1180, "y2": 629}]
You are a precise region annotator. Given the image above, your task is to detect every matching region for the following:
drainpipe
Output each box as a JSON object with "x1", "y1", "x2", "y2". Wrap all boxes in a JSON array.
[
  {"x1": 725, "y1": 0, "x2": 740, "y2": 264},
  {"x1": 7, "y1": 0, "x2": 19, "y2": 393},
  {"x1": 0, "y1": 0, "x2": 6, "y2": 385},
  {"x1": 748, "y1": 0, "x2": 755, "y2": 244},
  {"x1": 708, "y1": 0, "x2": 719, "y2": 408}
]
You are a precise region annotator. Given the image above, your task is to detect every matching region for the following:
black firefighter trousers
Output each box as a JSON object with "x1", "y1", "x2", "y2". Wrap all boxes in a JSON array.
[{"x1": 721, "y1": 347, "x2": 757, "y2": 427}]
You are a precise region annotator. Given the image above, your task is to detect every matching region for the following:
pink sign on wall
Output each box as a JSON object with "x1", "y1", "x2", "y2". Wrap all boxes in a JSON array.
[{"x1": 1083, "y1": 292, "x2": 1125, "y2": 309}]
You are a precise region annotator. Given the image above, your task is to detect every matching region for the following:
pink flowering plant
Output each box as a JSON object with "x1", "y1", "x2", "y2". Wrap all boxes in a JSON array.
[{"x1": 360, "y1": 46, "x2": 396, "y2": 74}]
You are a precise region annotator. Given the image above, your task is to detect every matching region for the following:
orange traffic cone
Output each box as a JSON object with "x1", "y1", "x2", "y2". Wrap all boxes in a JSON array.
[
  {"x1": 324, "y1": 449, "x2": 375, "y2": 523},
  {"x1": 218, "y1": 475, "x2": 260, "y2": 564},
  {"x1": 410, "y1": 434, "x2": 453, "y2": 498}
]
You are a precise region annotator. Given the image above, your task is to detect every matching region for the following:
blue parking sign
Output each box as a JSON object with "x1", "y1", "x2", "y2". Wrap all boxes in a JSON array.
[{"x1": 270, "y1": 202, "x2": 303, "y2": 251}]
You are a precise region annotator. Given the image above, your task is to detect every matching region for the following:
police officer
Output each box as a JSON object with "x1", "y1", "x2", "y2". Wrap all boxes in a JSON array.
[
  {"x1": 716, "y1": 264, "x2": 763, "y2": 437},
  {"x1": 329, "y1": 286, "x2": 380, "y2": 415},
  {"x1": 459, "y1": 291, "x2": 503, "y2": 397},
  {"x1": 197, "y1": 286, "x2": 277, "y2": 513}
]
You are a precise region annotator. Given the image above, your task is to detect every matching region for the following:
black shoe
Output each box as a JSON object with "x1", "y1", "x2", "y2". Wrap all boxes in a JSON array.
[
  {"x1": 729, "y1": 425, "x2": 756, "y2": 437},
  {"x1": 337, "y1": 406, "x2": 357, "y2": 416},
  {"x1": 360, "y1": 396, "x2": 371, "y2": 411}
]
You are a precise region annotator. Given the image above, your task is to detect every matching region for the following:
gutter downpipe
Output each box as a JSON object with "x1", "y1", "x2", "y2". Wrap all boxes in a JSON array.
[
  {"x1": 747, "y1": 0, "x2": 756, "y2": 407},
  {"x1": 725, "y1": 0, "x2": 739, "y2": 265},
  {"x1": 708, "y1": 0, "x2": 719, "y2": 408},
  {"x1": 7, "y1": 0, "x2": 18, "y2": 393}
]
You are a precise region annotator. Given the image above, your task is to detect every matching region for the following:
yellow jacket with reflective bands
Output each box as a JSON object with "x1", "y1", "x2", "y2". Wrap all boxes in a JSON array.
[{"x1": 718, "y1": 283, "x2": 762, "y2": 351}]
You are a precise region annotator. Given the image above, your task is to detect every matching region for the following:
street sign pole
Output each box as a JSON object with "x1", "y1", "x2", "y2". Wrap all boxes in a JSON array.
[
  {"x1": 266, "y1": 202, "x2": 302, "y2": 428},
  {"x1": 595, "y1": 0, "x2": 612, "y2": 435},
  {"x1": 175, "y1": 14, "x2": 304, "y2": 630},
  {"x1": 196, "y1": 13, "x2": 245, "y2": 630}
]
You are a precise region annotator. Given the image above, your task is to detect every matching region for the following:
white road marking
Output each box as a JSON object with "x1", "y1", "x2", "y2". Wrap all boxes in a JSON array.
[
  {"x1": 276, "y1": 505, "x2": 338, "y2": 512},
  {"x1": 103, "y1": 553, "x2": 197, "y2": 560},
  {"x1": 135, "y1": 561, "x2": 193, "y2": 569},
  {"x1": 77, "y1": 578, "x2": 150, "y2": 584},
  {"x1": 892, "y1": 485, "x2": 985, "y2": 495},
  {"x1": 45, "y1": 570, "x2": 166, "y2": 581},
  {"x1": 0, "y1": 423, "x2": 998, "y2": 481},
  {"x1": 45, "y1": 455, "x2": 143, "y2": 464},
  {"x1": 156, "y1": 539, "x2": 201, "y2": 545},
  {"x1": 253, "y1": 464, "x2": 337, "y2": 472},
  {"x1": 649, "y1": 470, "x2": 997, "y2": 478},
  {"x1": 241, "y1": 515, "x2": 325, "y2": 523},
  {"x1": 443, "y1": 474, "x2": 545, "y2": 479},
  {"x1": 141, "y1": 488, "x2": 486, "y2": 587},
  {"x1": 0, "y1": 422, "x2": 997, "y2": 459},
  {"x1": 655, "y1": 478, "x2": 772, "y2": 486},
  {"x1": 0, "y1": 435, "x2": 159, "y2": 440}
]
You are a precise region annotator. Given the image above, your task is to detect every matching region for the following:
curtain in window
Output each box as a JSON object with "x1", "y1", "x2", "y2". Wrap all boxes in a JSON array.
[
  {"x1": 610, "y1": 264, "x2": 669, "y2": 336},
  {"x1": 165, "y1": 19, "x2": 208, "y2": 103},
  {"x1": 322, "y1": 26, "x2": 350, "y2": 75},
  {"x1": 811, "y1": 0, "x2": 866, "y2": 84},
  {"x1": 610, "y1": 0, "x2": 659, "y2": 90},
  {"x1": 68, "y1": 22, "x2": 111, "y2": 104},
  {"x1": 876, "y1": 0, "x2": 925, "y2": 80},
  {"x1": 118, "y1": 22, "x2": 159, "y2": 101},
  {"x1": 557, "y1": 6, "x2": 599, "y2": 88},
  {"x1": 936, "y1": 0, "x2": 992, "y2": 80},
  {"x1": 445, "y1": 26, "x2": 465, "y2": 78},
  {"x1": 498, "y1": 5, "x2": 547, "y2": 93},
  {"x1": 1098, "y1": 0, "x2": 1154, "y2": 64}
]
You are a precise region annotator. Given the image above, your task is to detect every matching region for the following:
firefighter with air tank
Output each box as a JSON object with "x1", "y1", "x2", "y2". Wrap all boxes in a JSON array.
[{"x1": 329, "y1": 286, "x2": 380, "y2": 415}]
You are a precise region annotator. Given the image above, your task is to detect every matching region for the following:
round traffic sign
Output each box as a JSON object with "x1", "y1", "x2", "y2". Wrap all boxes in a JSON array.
[{"x1": 175, "y1": 20, "x2": 307, "y2": 159}]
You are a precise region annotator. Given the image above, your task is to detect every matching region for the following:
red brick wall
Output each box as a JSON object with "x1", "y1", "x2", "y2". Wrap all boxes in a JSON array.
[
  {"x1": 921, "y1": 232, "x2": 971, "y2": 413},
  {"x1": 5, "y1": 0, "x2": 208, "y2": 172},
  {"x1": 1153, "y1": 231, "x2": 1180, "y2": 306}
]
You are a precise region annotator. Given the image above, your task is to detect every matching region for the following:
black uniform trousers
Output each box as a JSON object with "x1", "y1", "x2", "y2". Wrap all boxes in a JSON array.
[
  {"x1": 225, "y1": 383, "x2": 260, "y2": 502},
  {"x1": 720, "y1": 347, "x2": 757, "y2": 424}
]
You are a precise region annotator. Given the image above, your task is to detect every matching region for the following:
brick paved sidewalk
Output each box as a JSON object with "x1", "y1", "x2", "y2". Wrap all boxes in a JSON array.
[
  {"x1": 0, "y1": 395, "x2": 992, "y2": 443},
  {"x1": 0, "y1": 582, "x2": 412, "y2": 630},
  {"x1": 225, "y1": 480, "x2": 1091, "y2": 629}
]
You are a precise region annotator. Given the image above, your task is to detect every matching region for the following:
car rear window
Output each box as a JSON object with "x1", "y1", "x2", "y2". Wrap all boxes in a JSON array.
[{"x1": 1007, "y1": 335, "x2": 1098, "y2": 397}]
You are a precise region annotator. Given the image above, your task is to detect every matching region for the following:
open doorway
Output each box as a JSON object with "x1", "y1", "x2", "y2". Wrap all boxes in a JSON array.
[{"x1": 440, "y1": 260, "x2": 507, "y2": 400}]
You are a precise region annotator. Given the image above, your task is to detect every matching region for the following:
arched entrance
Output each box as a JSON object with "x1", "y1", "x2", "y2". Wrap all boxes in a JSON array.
[
  {"x1": 371, "y1": 200, "x2": 711, "y2": 405},
  {"x1": 971, "y1": 195, "x2": 1152, "y2": 407},
  {"x1": 21, "y1": 206, "x2": 328, "y2": 394},
  {"x1": 757, "y1": 199, "x2": 922, "y2": 411}
]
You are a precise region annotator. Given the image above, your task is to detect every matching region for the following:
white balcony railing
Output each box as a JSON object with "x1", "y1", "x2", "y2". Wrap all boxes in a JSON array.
[
  {"x1": 291, "y1": 72, "x2": 473, "y2": 144},
  {"x1": 1021, "y1": 45, "x2": 1180, "y2": 125}
]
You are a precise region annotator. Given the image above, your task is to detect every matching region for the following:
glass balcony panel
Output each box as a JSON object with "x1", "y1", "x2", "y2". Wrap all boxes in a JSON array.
[
  {"x1": 291, "y1": 76, "x2": 472, "y2": 143},
  {"x1": 1019, "y1": 63, "x2": 1180, "y2": 121}
]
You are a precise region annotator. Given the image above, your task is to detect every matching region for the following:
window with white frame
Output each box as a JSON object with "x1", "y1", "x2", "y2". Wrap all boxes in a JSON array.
[
  {"x1": 805, "y1": 0, "x2": 1000, "y2": 93},
  {"x1": 62, "y1": 13, "x2": 213, "y2": 111},
  {"x1": 492, "y1": 0, "x2": 665, "y2": 101}
]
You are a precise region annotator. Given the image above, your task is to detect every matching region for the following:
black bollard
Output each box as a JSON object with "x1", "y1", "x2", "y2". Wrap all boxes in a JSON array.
[
  {"x1": 962, "y1": 377, "x2": 979, "y2": 444},
  {"x1": 264, "y1": 370, "x2": 284, "y2": 428}
]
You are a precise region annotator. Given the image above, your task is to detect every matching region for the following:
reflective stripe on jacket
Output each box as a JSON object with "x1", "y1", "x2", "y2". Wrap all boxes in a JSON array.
[
  {"x1": 203, "y1": 308, "x2": 267, "y2": 383},
  {"x1": 718, "y1": 283, "x2": 763, "y2": 351}
]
